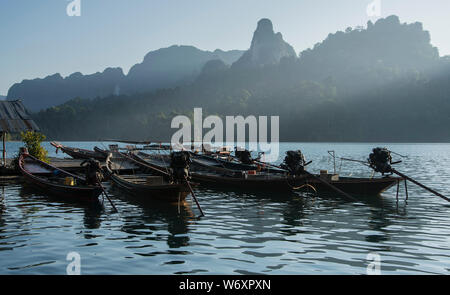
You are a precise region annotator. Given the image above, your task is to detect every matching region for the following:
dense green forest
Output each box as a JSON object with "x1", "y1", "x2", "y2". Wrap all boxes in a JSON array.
[{"x1": 33, "y1": 16, "x2": 450, "y2": 142}]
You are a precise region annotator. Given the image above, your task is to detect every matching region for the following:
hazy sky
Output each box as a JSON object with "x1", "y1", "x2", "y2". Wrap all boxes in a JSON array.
[{"x1": 1, "y1": 0, "x2": 449, "y2": 95}]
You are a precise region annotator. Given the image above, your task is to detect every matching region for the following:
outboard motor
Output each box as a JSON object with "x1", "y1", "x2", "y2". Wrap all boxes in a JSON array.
[
  {"x1": 81, "y1": 158, "x2": 104, "y2": 185},
  {"x1": 235, "y1": 148, "x2": 253, "y2": 164},
  {"x1": 281, "y1": 150, "x2": 306, "y2": 175},
  {"x1": 368, "y1": 147, "x2": 392, "y2": 175},
  {"x1": 170, "y1": 151, "x2": 191, "y2": 182}
]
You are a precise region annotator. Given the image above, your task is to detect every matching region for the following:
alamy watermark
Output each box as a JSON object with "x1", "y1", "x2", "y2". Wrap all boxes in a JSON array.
[
  {"x1": 66, "y1": 251, "x2": 81, "y2": 275},
  {"x1": 171, "y1": 108, "x2": 279, "y2": 162},
  {"x1": 366, "y1": 252, "x2": 381, "y2": 275},
  {"x1": 66, "y1": 0, "x2": 81, "y2": 17},
  {"x1": 366, "y1": 0, "x2": 381, "y2": 17}
]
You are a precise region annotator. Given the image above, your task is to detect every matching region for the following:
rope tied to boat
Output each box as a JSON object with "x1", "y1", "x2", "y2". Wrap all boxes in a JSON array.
[{"x1": 285, "y1": 176, "x2": 317, "y2": 193}]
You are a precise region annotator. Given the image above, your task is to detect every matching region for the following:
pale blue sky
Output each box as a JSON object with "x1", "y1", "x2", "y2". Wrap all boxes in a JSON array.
[{"x1": 1, "y1": 0, "x2": 449, "y2": 95}]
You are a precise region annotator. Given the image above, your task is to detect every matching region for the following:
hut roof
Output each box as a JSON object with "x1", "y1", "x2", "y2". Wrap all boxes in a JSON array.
[{"x1": 0, "y1": 100, "x2": 40, "y2": 133}]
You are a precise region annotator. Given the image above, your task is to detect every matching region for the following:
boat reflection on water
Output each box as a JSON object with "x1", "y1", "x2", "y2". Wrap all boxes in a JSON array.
[
  {"x1": 200, "y1": 185, "x2": 406, "y2": 248},
  {"x1": 109, "y1": 185, "x2": 195, "y2": 249},
  {"x1": 0, "y1": 186, "x2": 5, "y2": 213},
  {"x1": 363, "y1": 191, "x2": 408, "y2": 244},
  {"x1": 0, "y1": 186, "x2": 5, "y2": 236},
  {"x1": 18, "y1": 185, "x2": 104, "y2": 229}
]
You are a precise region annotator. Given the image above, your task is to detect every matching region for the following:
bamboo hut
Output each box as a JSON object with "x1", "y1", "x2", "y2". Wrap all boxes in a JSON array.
[{"x1": 0, "y1": 100, "x2": 40, "y2": 166}]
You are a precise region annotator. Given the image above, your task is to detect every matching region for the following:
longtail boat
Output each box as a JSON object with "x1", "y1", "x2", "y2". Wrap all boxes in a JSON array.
[
  {"x1": 302, "y1": 173, "x2": 399, "y2": 195},
  {"x1": 190, "y1": 153, "x2": 285, "y2": 174},
  {"x1": 93, "y1": 146, "x2": 109, "y2": 158},
  {"x1": 242, "y1": 150, "x2": 402, "y2": 196},
  {"x1": 133, "y1": 151, "x2": 400, "y2": 196},
  {"x1": 50, "y1": 142, "x2": 107, "y2": 161},
  {"x1": 18, "y1": 150, "x2": 102, "y2": 201},
  {"x1": 130, "y1": 152, "x2": 308, "y2": 193},
  {"x1": 190, "y1": 171, "x2": 309, "y2": 192},
  {"x1": 105, "y1": 153, "x2": 190, "y2": 203},
  {"x1": 133, "y1": 151, "x2": 283, "y2": 174}
]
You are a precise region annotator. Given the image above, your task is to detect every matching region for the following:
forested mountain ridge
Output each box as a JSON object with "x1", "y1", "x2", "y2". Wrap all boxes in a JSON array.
[
  {"x1": 33, "y1": 16, "x2": 450, "y2": 142},
  {"x1": 8, "y1": 68, "x2": 125, "y2": 111},
  {"x1": 121, "y1": 45, "x2": 244, "y2": 95},
  {"x1": 7, "y1": 46, "x2": 244, "y2": 111}
]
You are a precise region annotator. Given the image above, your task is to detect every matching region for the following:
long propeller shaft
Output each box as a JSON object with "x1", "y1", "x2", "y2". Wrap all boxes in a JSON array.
[
  {"x1": 392, "y1": 169, "x2": 450, "y2": 203},
  {"x1": 253, "y1": 159, "x2": 357, "y2": 201}
]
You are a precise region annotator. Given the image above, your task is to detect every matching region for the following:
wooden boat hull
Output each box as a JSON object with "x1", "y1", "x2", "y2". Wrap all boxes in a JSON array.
[
  {"x1": 129, "y1": 151, "x2": 399, "y2": 196},
  {"x1": 19, "y1": 153, "x2": 102, "y2": 202},
  {"x1": 93, "y1": 146, "x2": 109, "y2": 158},
  {"x1": 134, "y1": 152, "x2": 284, "y2": 174},
  {"x1": 308, "y1": 176, "x2": 400, "y2": 196},
  {"x1": 191, "y1": 172, "x2": 308, "y2": 192},
  {"x1": 61, "y1": 147, "x2": 106, "y2": 161},
  {"x1": 21, "y1": 175, "x2": 102, "y2": 200},
  {"x1": 51, "y1": 142, "x2": 107, "y2": 161},
  {"x1": 130, "y1": 153, "x2": 306, "y2": 192},
  {"x1": 131, "y1": 152, "x2": 172, "y2": 174},
  {"x1": 105, "y1": 153, "x2": 190, "y2": 203},
  {"x1": 109, "y1": 174, "x2": 189, "y2": 203},
  {"x1": 191, "y1": 154, "x2": 257, "y2": 172}
]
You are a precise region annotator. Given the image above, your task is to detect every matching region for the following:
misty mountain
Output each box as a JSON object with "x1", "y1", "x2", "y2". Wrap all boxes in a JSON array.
[
  {"x1": 7, "y1": 46, "x2": 244, "y2": 111},
  {"x1": 121, "y1": 45, "x2": 244, "y2": 95},
  {"x1": 297, "y1": 15, "x2": 440, "y2": 90},
  {"x1": 7, "y1": 68, "x2": 125, "y2": 111},
  {"x1": 33, "y1": 16, "x2": 450, "y2": 142},
  {"x1": 233, "y1": 18, "x2": 297, "y2": 69},
  {"x1": 0, "y1": 95, "x2": 5, "y2": 100}
]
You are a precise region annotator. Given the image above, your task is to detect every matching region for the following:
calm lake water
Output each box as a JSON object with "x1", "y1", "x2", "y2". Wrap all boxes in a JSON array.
[{"x1": 0, "y1": 142, "x2": 449, "y2": 274}]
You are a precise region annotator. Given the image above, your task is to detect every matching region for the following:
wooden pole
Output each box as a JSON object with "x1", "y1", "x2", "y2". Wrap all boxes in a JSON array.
[
  {"x1": 392, "y1": 169, "x2": 449, "y2": 203},
  {"x1": 405, "y1": 180, "x2": 409, "y2": 201},
  {"x1": 2, "y1": 132, "x2": 6, "y2": 167},
  {"x1": 122, "y1": 152, "x2": 204, "y2": 215},
  {"x1": 252, "y1": 159, "x2": 287, "y2": 172},
  {"x1": 396, "y1": 180, "x2": 400, "y2": 203},
  {"x1": 96, "y1": 176, "x2": 118, "y2": 213},
  {"x1": 340, "y1": 157, "x2": 371, "y2": 166},
  {"x1": 328, "y1": 151, "x2": 336, "y2": 174},
  {"x1": 121, "y1": 152, "x2": 170, "y2": 176},
  {"x1": 252, "y1": 159, "x2": 357, "y2": 201},
  {"x1": 184, "y1": 176, "x2": 204, "y2": 217}
]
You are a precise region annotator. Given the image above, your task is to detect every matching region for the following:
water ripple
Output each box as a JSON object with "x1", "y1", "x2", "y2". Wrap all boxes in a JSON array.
[{"x1": 0, "y1": 143, "x2": 449, "y2": 274}]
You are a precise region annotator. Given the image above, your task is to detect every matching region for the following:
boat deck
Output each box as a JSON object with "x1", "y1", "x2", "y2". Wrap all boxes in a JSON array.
[
  {"x1": 1, "y1": 157, "x2": 138, "y2": 180},
  {"x1": 117, "y1": 174, "x2": 165, "y2": 185}
]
